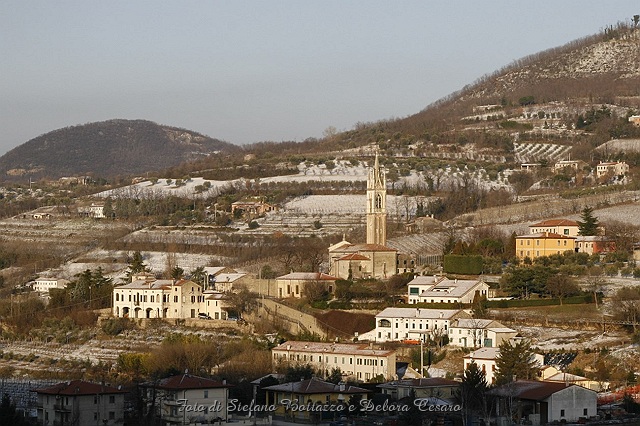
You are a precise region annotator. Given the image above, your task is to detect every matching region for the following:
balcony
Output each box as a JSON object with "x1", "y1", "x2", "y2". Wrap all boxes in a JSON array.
[{"x1": 53, "y1": 403, "x2": 71, "y2": 412}]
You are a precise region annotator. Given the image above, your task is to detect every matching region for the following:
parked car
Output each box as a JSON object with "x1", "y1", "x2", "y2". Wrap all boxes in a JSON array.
[{"x1": 198, "y1": 313, "x2": 212, "y2": 320}]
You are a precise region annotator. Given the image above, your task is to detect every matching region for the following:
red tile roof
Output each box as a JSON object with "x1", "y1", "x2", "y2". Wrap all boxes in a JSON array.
[
  {"x1": 264, "y1": 377, "x2": 369, "y2": 395},
  {"x1": 34, "y1": 380, "x2": 125, "y2": 396},
  {"x1": 154, "y1": 374, "x2": 229, "y2": 390},
  {"x1": 489, "y1": 380, "x2": 585, "y2": 401},
  {"x1": 338, "y1": 253, "x2": 370, "y2": 261},
  {"x1": 530, "y1": 219, "x2": 578, "y2": 227}
]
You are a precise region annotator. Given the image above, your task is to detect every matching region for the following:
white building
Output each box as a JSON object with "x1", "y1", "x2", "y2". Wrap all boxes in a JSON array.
[
  {"x1": 32, "y1": 277, "x2": 70, "y2": 294},
  {"x1": 113, "y1": 274, "x2": 205, "y2": 319},
  {"x1": 449, "y1": 318, "x2": 517, "y2": 349},
  {"x1": 35, "y1": 380, "x2": 126, "y2": 426},
  {"x1": 529, "y1": 219, "x2": 579, "y2": 237},
  {"x1": 596, "y1": 161, "x2": 629, "y2": 179},
  {"x1": 142, "y1": 373, "x2": 230, "y2": 424},
  {"x1": 464, "y1": 347, "x2": 544, "y2": 385},
  {"x1": 357, "y1": 307, "x2": 470, "y2": 343},
  {"x1": 272, "y1": 340, "x2": 397, "y2": 382},
  {"x1": 407, "y1": 275, "x2": 489, "y2": 304},
  {"x1": 209, "y1": 272, "x2": 247, "y2": 293},
  {"x1": 275, "y1": 272, "x2": 337, "y2": 298}
]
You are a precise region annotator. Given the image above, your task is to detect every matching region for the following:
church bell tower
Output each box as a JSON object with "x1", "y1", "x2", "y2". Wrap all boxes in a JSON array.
[{"x1": 366, "y1": 150, "x2": 387, "y2": 245}]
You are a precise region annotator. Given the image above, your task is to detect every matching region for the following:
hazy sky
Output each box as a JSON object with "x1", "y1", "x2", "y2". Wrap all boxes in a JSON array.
[{"x1": 1, "y1": 2, "x2": 638, "y2": 155}]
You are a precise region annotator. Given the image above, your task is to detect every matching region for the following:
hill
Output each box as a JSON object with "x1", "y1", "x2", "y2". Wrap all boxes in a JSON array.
[{"x1": 0, "y1": 119, "x2": 240, "y2": 180}]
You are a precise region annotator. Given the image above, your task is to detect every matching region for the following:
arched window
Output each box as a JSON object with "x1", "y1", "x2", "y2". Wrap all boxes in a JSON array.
[
  {"x1": 378, "y1": 319, "x2": 391, "y2": 328},
  {"x1": 375, "y1": 194, "x2": 382, "y2": 209}
]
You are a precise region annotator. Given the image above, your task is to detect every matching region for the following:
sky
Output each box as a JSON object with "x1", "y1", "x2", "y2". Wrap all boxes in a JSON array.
[{"x1": 1, "y1": 1, "x2": 639, "y2": 156}]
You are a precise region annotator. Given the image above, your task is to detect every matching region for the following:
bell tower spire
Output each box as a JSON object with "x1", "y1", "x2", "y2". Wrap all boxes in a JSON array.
[{"x1": 366, "y1": 148, "x2": 387, "y2": 245}]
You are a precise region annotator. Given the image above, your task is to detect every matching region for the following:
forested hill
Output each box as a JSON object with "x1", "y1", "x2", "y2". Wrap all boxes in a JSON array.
[{"x1": 0, "y1": 119, "x2": 240, "y2": 180}]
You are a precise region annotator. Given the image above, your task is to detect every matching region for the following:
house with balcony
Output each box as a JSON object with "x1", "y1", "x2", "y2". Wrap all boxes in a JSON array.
[
  {"x1": 112, "y1": 274, "x2": 205, "y2": 319},
  {"x1": 141, "y1": 373, "x2": 230, "y2": 425},
  {"x1": 272, "y1": 341, "x2": 396, "y2": 382},
  {"x1": 34, "y1": 380, "x2": 126, "y2": 426},
  {"x1": 357, "y1": 307, "x2": 470, "y2": 343}
]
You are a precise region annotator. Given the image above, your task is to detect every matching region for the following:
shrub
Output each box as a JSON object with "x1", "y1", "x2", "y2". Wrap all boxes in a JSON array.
[{"x1": 101, "y1": 318, "x2": 134, "y2": 336}]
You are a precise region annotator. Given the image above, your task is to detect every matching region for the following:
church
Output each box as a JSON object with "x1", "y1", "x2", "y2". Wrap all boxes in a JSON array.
[{"x1": 328, "y1": 151, "x2": 398, "y2": 280}]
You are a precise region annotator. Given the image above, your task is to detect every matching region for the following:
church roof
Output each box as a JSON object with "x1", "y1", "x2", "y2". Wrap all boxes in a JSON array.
[
  {"x1": 331, "y1": 243, "x2": 397, "y2": 253},
  {"x1": 337, "y1": 253, "x2": 370, "y2": 261}
]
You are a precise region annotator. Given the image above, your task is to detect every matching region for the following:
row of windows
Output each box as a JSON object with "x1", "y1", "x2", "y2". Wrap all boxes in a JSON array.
[
  {"x1": 274, "y1": 353, "x2": 384, "y2": 367},
  {"x1": 114, "y1": 293, "x2": 205, "y2": 304},
  {"x1": 519, "y1": 239, "x2": 569, "y2": 246}
]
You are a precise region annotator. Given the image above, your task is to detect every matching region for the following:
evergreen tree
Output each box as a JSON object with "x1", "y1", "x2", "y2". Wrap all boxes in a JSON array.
[
  {"x1": 125, "y1": 251, "x2": 150, "y2": 282},
  {"x1": 494, "y1": 339, "x2": 540, "y2": 385},
  {"x1": 457, "y1": 362, "x2": 489, "y2": 424},
  {"x1": 577, "y1": 206, "x2": 599, "y2": 236},
  {"x1": 189, "y1": 266, "x2": 206, "y2": 285}
]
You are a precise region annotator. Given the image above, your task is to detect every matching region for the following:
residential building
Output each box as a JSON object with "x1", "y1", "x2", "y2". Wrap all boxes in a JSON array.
[
  {"x1": 575, "y1": 235, "x2": 615, "y2": 255},
  {"x1": 112, "y1": 275, "x2": 205, "y2": 319},
  {"x1": 275, "y1": 272, "x2": 337, "y2": 298},
  {"x1": 202, "y1": 266, "x2": 236, "y2": 290},
  {"x1": 515, "y1": 232, "x2": 576, "y2": 260},
  {"x1": 407, "y1": 275, "x2": 489, "y2": 305},
  {"x1": 596, "y1": 161, "x2": 629, "y2": 179},
  {"x1": 263, "y1": 378, "x2": 369, "y2": 421},
  {"x1": 203, "y1": 292, "x2": 229, "y2": 320},
  {"x1": 552, "y1": 160, "x2": 587, "y2": 174},
  {"x1": 449, "y1": 318, "x2": 517, "y2": 349},
  {"x1": 77, "y1": 202, "x2": 105, "y2": 218},
  {"x1": 489, "y1": 380, "x2": 597, "y2": 424},
  {"x1": 34, "y1": 380, "x2": 126, "y2": 426},
  {"x1": 463, "y1": 347, "x2": 501, "y2": 385},
  {"x1": 142, "y1": 373, "x2": 230, "y2": 425},
  {"x1": 32, "y1": 277, "x2": 70, "y2": 294},
  {"x1": 230, "y1": 199, "x2": 275, "y2": 219},
  {"x1": 529, "y1": 219, "x2": 579, "y2": 237},
  {"x1": 520, "y1": 163, "x2": 541, "y2": 171},
  {"x1": 357, "y1": 307, "x2": 470, "y2": 343},
  {"x1": 464, "y1": 347, "x2": 544, "y2": 385},
  {"x1": 544, "y1": 372, "x2": 607, "y2": 392},
  {"x1": 272, "y1": 341, "x2": 396, "y2": 382},
  {"x1": 378, "y1": 377, "x2": 458, "y2": 401},
  {"x1": 209, "y1": 272, "x2": 248, "y2": 293}
]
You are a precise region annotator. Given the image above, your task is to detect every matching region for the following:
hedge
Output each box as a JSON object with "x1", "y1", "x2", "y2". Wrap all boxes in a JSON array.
[{"x1": 443, "y1": 254, "x2": 483, "y2": 275}]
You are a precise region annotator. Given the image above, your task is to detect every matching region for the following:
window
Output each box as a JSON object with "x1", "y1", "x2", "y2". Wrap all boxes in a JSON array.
[
  {"x1": 94, "y1": 396, "x2": 98, "y2": 404},
  {"x1": 409, "y1": 287, "x2": 419, "y2": 295},
  {"x1": 109, "y1": 395, "x2": 115, "y2": 404},
  {"x1": 109, "y1": 412, "x2": 115, "y2": 420},
  {"x1": 560, "y1": 409, "x2": 565, "y2": 417},
  {"x1": 115, "y1": 293, "x2": 119, "y2": 302},
  {"x1": 204, "y1": 390, "x2": 209, "y2": 398},
  {"x1": 583, "y1": 408, "x2": 588, "y2": 416}
]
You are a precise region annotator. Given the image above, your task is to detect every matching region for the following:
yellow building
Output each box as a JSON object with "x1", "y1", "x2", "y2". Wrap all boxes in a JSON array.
[
  {"x1": 515, "y1": 232, "x2": 576, "y2": 260},
  {"x1": 264, "y1": 378, "x2": 369, "y2": 422}
]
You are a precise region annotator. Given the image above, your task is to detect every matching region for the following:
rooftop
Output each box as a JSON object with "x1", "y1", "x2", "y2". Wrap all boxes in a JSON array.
[
  {"x1": 34, "y1": 380, "x2": 125, "y2": 396},
  {"x1": 273, "y1": 341, "x2": 395, "y2": 357},
  {"x1": 376, "y1": 307, "x2": 464, "y2": 320},
  {"x1": 264, "y1": 377, "x2": 369, "y2": 395}
]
